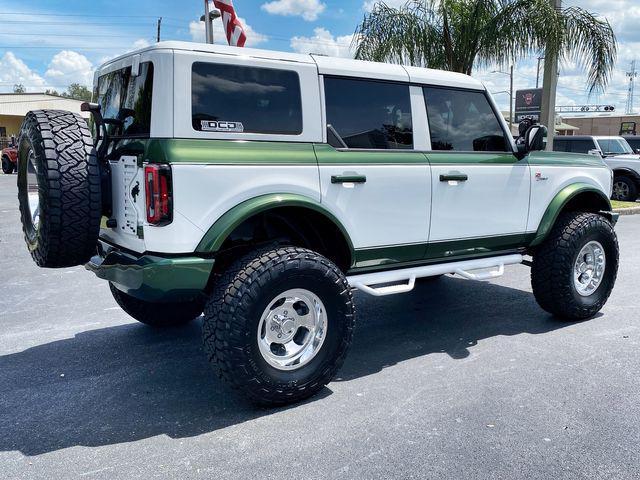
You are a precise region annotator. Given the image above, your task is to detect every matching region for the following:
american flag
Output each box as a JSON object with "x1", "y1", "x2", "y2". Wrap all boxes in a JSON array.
[{"x1": 213, "y1": 0, "x2": 247, "y2": 47}]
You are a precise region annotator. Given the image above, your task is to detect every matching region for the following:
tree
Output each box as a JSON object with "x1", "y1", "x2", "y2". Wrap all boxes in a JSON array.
[
  {"x1": 45, "y1": 84, "x2": 92, "y2": 102},
  {"x1": 354, "y1": 0, "x2": 617, "y2": 93},
  {"x1": 13, "y1": 84, "x2": 25, "y2": 93}
]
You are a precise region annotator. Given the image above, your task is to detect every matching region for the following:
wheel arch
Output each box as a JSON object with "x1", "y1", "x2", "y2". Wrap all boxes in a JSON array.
[
  {"x1": 612, "y1": 167, "x2": 640, "y2": 184},
  {"x1": 530, "y1": 183, "x2": 613, "y2": 247},
  {"x1": 195, "y1": 193, "x2": 355, "y2": 271}
]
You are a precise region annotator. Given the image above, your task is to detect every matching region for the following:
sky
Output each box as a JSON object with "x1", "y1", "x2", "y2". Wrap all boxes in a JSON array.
[{"x1": 0, "y1": 0, "x2": 637, "y2": 115}]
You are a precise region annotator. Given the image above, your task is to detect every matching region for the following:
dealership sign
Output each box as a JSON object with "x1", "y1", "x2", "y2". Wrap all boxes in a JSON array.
[{"x1": 515, "y1": 88, "x2": 543, "y2": 123}]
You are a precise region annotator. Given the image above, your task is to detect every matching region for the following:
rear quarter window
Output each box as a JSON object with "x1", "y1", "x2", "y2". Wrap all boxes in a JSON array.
[
  {"x1": 191, "y1": 62, "x2": 303, "y2": 135},
  {"x1": 566, "y1": 139, "x2": 596, "y2": 154}
]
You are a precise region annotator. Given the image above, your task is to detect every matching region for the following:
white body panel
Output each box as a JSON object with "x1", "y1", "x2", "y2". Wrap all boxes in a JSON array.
[
  {"x1": 429, "y1": 164, "x2": 530, "y2": 241},
  {"x1": 318, "y1": 164, "x2": 431, "y2": 248}
]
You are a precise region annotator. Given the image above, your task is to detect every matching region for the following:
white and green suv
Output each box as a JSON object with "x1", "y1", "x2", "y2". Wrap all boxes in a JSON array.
[{"x1": 16, "y1": 42, "x2": 619, "y2": 406}]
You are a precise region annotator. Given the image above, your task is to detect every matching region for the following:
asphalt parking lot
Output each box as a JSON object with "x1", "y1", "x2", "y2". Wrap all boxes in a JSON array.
[{"x1": 1, "y1": 172, "x2": 639, "y2": 479}]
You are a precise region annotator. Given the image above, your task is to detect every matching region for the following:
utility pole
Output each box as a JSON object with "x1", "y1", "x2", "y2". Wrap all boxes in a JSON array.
[
  {"x1": 540, "y1": 0, "x2": 561, "y2": 151},
  {"x1": 156, "y1": 17, "x2": 162, "y2": 43},
  {"x1": 509, "y1": 64, "x2": 514, "y2": 131},
  {"x1": 536, "y1": 57, "x2": 544, "y2": 89},
  {"x1": 626, "y1": 60, "x2": 638, "y2": 115}
]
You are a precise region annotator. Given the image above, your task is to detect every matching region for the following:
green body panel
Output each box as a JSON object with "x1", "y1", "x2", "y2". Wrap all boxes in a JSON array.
[
  {"x1": 313, "y1": 144, "x2": 428, "y2": 164},
  {"x1": 527, "y1": 150, "x2": 607, "y2": 167},
  {"x1": 425, "y1": 151, "x2": 522, "y2": 165},
  {"x1": 86, "y1": 241, "x2": 214, "y2": 302},
  {"x1": 145, "y1": 138, "x2": 317, "y2": 164},
  {"x1": 195, "y1": 193, "x2": 355, "y2": 258},
  {"x1": 529, "y1": 183, "x2": 612, "y2": 247}
]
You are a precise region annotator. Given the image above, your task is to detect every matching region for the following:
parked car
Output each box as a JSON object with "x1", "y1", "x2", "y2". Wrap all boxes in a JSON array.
[
  {"x1": 554, "y1": 135, "x2": 640, "y2": 201},
  {"x1": 1, "y1": 145, "x2": 17, "y2": 174},
  {"x1": 16, "y1": 42, "x2": 619, "y2": 406},
  {"x1": 622, "y1": 135, "x2": 640, "y2": 154}
]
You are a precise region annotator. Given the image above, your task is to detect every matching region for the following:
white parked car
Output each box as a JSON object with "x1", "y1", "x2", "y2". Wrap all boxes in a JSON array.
[
  {"x1": 554, "y1": 135, "x2": 640, "y2": 201},
  {"x1": 16, "y1": 42, "x2": 619, "y2": 406}
]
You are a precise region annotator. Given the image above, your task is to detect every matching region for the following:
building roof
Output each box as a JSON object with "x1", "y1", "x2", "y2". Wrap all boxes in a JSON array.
[
  {"x1": 0, "y1": 93, "x2": 90, "y2": 118},
  {"x1": 99, "y1": 40, "x2": 485, "y2": 91}
]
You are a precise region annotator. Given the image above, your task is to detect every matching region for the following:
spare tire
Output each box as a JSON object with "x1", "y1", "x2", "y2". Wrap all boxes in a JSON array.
[{"x1": 17, "y1": 110, "x2": 101, "y2": 268}]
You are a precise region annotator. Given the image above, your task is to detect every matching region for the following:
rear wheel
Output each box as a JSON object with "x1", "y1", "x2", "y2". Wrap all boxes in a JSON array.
[
  {"x1": 17, "y1": 110, "x2": 101, "y2": 267},
  {"x1": 202, "y1": 247, "x2": 355, "y2": 406},
  {"x1": 531, "y1": 212, "x2": 618, "y2": 320},
  {"x1": 1, "y1": 156, "x2": 13, "y2": 174},
  {"x1": 611, "y1": 175, "x2": 638, "y2": 202},
  {"x1": 109, "y1": 283, "x2": 204, "y2": 327}
]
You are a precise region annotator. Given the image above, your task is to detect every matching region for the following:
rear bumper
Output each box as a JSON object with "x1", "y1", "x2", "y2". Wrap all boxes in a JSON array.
[{"x1": 85, "y1": 240, "x2": 215, "y2": 302}]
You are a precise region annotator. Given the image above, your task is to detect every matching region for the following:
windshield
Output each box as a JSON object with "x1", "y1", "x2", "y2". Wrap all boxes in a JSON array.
[
  {"x1": 95, "y1": 62, "x2": 153, "y2": 137},
  {"x1": 596, "y1": 138, "x2": 633, "y2": 156}
]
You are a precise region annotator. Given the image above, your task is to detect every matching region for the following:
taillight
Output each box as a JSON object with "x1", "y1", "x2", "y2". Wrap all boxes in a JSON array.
[{"x1": 144, "y1": 164, "x2": 172, "y2": 226}]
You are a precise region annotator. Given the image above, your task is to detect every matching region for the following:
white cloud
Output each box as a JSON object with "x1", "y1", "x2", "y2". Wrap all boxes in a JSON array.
[
  {"x1": 262, "y1": 0, "x2": 325, "y2": 21},
  {"x1": 189, "y1": 17, "x2": 267, "y2": 47},
  {"x1": 290, "y1": 28, "x2": 355, "y2": 58},
  {"x1": 45, "y1": 51, "x2": 94, "y2": 88},
  {"x1": 0, "y1": 52, "x2": 47, "y2": 93},
  {"x1": 363, "y1": 0, "x2": 408, "y2": 12}
]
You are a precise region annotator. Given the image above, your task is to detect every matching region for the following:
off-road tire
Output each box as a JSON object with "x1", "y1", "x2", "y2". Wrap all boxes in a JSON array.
[
  {"x1": 17, "y1": 110, "x2": 101, "y2": 268},
  {"x1": 202, "y1": 246, "x2": 355, "y2": 406},
  {"x1": 611, "y1": 175, "x2": 638, "y2": 202},
  {"x1": 1, "y1": 156, "x2": 13, "y2": 174},
  {"x1": 531, "y1": 212, "x2": 618, "y2": 320},
  {"x1": 109, "y1": 283, "x2": 204, "y2": 327}
]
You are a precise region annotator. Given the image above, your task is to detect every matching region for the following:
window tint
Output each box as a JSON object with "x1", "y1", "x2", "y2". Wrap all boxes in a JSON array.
[
  {"x1": 96, "y1": 62, "x2": 154, "y2": 137},
  {"x1": 423, "y1": 87, "x2": 508, "y2": 152},
  {"x1": 626, "y1": 137, "x2": 640, "y2": 151},
  {"x1": 566, "y1": 139, "x2": 596, "y2": 154},
  {"x1": 553, "y1": 139, "x2": 568, "y2": 152},
  {"x1": 324, "y1": 77, "x2": 413, "y2": 149},
  {"x1": 192, "y1": 62, "x2": 302, "y2": 135}
]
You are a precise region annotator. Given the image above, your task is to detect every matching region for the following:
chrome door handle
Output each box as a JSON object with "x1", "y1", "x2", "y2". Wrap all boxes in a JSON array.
[
  {"x1": 331, "y1": 174, "x2": 367, "y2": 184},
  {"x1": 439, "y1": 173, "x2": 468, "y2": 182}
]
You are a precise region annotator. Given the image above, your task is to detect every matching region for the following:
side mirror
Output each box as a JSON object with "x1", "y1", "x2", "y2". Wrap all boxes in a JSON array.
[
  {"x1": 524, "y1": 125, "x2": 547, "y2": 152},
  {"x1": 587, "y1": 149, "x2": 602, "y2": 157}
]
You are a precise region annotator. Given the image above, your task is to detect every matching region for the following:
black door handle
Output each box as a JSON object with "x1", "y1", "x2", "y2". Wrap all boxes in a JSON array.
[
  {"x1": 439, "y1": 173, "x2": 468, "y2": 182},
  {"x1": 331, "y1": 174, "x2": 367, "y2": 184}
]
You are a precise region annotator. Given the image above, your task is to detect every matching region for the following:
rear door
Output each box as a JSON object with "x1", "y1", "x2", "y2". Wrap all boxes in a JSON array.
[
  {"x1": 315, "y1": 76, "x2": 431, "y2": 269},
  {"x1": 422, "y1": 86, "x2": 530, "y2": 259}
]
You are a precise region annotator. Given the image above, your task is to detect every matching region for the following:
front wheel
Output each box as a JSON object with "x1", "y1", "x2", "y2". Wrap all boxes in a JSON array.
[
  {"x1": 531, "y1": 212, "x2": 619, "y2": 320},
  {"x1": 1, "y1": 156, "x2": 13, "y2": 174},
  {"x1": 611, "y1": 176, "x2": 638, "y2": 202},
  {"x1": 202, "y1": 247, "x2": 355, "y2": 406}
]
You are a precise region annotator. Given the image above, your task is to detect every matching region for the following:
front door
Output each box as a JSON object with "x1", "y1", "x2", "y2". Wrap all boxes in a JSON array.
[
  {"x1": 422, "y1": 86, "x2": 530, "y2": 259},
  {"x1": 316, "y1": 76, "x2": 431, "y2": 270}
]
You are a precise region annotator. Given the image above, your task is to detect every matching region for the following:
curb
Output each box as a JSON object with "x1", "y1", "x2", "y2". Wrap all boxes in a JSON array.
[{"x1": 613, "y1": 206, "x2": 640, "y2": 216}]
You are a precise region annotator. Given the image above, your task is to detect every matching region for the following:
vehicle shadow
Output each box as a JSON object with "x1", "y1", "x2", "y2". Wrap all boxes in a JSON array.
[{"x1": 0, "y1": 276, "x2": 574, "y2": 456}]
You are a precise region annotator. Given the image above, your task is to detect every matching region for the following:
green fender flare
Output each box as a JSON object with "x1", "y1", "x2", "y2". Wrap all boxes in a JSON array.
[
  {"x1": 195, "y1": 193, "x2": 355, "y2": 259},
  {"x1": 529, "y1": 183, "x2": 612, "y2": 247}
]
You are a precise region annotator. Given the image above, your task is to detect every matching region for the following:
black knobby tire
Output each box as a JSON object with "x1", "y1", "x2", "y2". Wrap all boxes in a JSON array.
[
  {"x1": 612, "y1": 175, "x2": 638, "y2": 202},
  {"x1": 1, "y1": 156, "x2": 14, "y2": 174},
  {"x1": 109, "y1": 283, "x2": 204, "y2": 327},
  {"x1": 531, "y1": 212, "x2": 619, "y2": 320},
  {"x1": 202, "y1": 246, "x2": 355, "y2": 406},
  {"x1": 17, "y1": 110, "x2": 101, "y2": 268}
]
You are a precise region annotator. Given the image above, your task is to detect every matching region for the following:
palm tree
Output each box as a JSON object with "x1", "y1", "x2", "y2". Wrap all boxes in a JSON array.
[{"x1": 354, "y1": 0, "x2": 616, "y2": 93}]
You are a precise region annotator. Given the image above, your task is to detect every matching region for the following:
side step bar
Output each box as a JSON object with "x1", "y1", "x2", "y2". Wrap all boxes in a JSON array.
[{"x1": 347, "y1": 254, "x2": 523, "y2": 297}]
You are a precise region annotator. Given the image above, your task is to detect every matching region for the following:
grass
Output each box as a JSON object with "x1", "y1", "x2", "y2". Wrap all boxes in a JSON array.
[{"x1": 611, "y1": 200, "x2": 638, "y2": 209}]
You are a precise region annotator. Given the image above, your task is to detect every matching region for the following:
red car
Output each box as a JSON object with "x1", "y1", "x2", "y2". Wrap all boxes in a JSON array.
[{"x1": 2, "y1": 145, "x2": 17, "y2": 174}]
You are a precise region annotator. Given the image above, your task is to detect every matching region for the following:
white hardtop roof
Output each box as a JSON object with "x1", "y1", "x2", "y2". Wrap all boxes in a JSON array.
[{"x1": 101, "y1": 41, "x2": 485, "y2": 90}]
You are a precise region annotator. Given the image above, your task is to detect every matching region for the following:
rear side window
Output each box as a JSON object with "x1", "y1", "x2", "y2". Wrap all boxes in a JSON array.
[
  {"x1": 191, "y1": 62, "x2": 302, "y2": 135},
  {"x1": 324, "y1": 77, "x2": 413, "y2": 149},
  {"x1": 566, "y1": 139, "x2": 596, "y2": 154},
  {"x1": 553, "y1": 139, "x2": 568, "y2": 152},
  {"x1": 627, "y1": 137, "x2": 640, "y2": 151},
  {"x1": 423, "y1": 87, "x2": 508, "y2": 152}
]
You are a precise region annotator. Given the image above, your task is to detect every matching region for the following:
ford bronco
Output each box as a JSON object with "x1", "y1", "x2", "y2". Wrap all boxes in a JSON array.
[{"x1": 16, "y1": 42, "x2": 619, "y2": 406}]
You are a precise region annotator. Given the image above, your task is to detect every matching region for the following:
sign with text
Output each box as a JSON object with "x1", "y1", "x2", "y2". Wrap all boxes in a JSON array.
[{"x1": 515, "y1": 88, "x2": 543, "y2": 123}]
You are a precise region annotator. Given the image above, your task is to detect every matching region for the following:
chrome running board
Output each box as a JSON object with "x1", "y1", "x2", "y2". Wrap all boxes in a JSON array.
[{"x1": 347, "y1": 254, "x2": 523, "y2": 296}]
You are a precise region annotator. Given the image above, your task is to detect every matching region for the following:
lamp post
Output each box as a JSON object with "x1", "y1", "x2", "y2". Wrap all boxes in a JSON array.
[
  {"x1": 201, "y1": 1, "x2": 222, "y2": 44},
  {"x1": 491, "y1": 65, "x2": 514, "y2": 131}
]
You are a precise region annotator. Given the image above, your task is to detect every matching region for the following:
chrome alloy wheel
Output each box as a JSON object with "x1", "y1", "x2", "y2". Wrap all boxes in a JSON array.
[
  {"x1": 612, "y1": 181, "x2": 630, "y2": 200},
  {"x1": 26, "y1": 148, "x2": 41, "y2": 231},
  {"x1": 573, "y1": 241, "x2": 606, "y2": 297},
  {"x1": 257, "y1": 288, "x2": 327, "y2": 371}
]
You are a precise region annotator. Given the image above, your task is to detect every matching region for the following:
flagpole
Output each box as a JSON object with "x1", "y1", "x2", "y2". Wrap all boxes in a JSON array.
[{"x1": 204, "y1": 0, "x2": 213, "y2": 44}]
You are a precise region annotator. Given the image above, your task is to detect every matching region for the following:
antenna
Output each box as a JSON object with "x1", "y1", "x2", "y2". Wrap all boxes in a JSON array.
[{"x1": 626, "y1": 60, "x2": 638, "y2": 115}]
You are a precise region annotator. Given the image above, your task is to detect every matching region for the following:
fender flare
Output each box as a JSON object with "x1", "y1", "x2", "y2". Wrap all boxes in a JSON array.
[
  {"x1": 611, "y1": 167, "x2": 640, "y2": 184},
  {"x1": 195, "y1": 193, "x2": 355, "y2": 259},
  {"x1": 529, "y1": 183, "x2": 612, "y2": 247}
]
